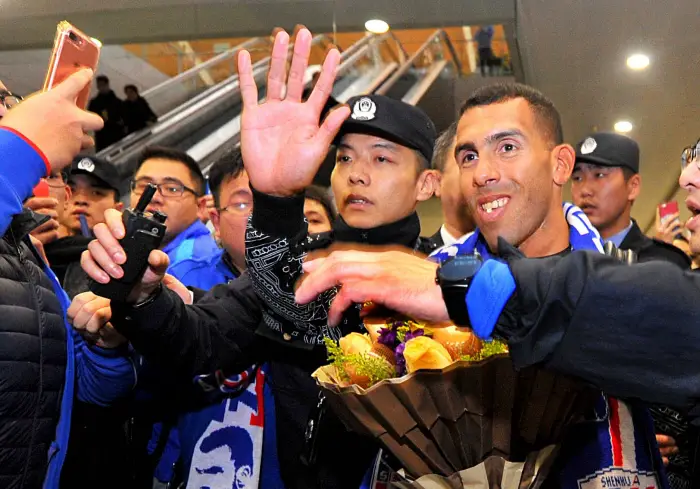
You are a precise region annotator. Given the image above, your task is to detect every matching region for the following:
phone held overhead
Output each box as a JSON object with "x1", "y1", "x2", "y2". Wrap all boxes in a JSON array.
[{"x1": 43, "y1": 21, "x2": 102, "y2": 109}]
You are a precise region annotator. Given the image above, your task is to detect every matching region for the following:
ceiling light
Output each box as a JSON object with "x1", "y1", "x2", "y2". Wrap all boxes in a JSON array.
[
  {"x1": 626, "y1": 54, "x2": 649, "y2": 70},
  {"x1": 365, "y1": 19, "x2": 389, "y2": 34},
  {"x1": 614, "y1": 120, "x2": 633, "y2": 133}
]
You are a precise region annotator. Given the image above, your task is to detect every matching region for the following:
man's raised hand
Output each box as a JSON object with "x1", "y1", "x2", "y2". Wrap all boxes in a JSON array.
[{"x1": 238, "y1": 28, "x2": 350, "y2": 197}]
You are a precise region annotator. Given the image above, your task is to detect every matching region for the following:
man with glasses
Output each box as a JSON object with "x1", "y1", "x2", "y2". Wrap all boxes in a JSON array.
[
  {"x1": 168, "y1": 147, "x2": 252, "y2": 288},
  {"x1": 130, "y1": 146, "x2": 218, "y2": 272}
]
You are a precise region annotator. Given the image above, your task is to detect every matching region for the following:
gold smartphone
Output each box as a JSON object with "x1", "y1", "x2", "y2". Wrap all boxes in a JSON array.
[{"x1": 43, "y1": 21, "x2": 102, "y2": 109}]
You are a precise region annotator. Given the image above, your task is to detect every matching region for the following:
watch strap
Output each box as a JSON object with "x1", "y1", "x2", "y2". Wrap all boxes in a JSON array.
[{"x1": 440, "y1": 284, "x2": 471, "y2": 327}]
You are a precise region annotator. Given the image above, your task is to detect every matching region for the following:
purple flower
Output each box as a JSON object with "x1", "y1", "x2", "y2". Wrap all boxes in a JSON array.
[
  {"x1": 377, "y1": 327, "x2": 398, "y2": 348},
  {"x1": 395, "y1": 342, "x2": 407, "y2": 376},
  {"x1": 405, "y1": 329, "x2": 425, "y2": 342}
]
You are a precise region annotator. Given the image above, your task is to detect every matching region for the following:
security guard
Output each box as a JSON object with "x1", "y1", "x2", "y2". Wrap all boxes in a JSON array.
[{"x1": 572, "y1": 132, "x2": 690, "y2": 268}]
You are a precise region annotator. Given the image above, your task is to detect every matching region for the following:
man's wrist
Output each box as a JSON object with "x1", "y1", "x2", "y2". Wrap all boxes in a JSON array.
[
  {"x1": 250, "y1": 185, "x2": 306, "y2": 238},
  {"x1": 132, "y1": 283, "x2": 163, "y2": 309}
]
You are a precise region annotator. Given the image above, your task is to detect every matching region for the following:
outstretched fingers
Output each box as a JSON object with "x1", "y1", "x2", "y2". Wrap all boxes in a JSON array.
[
  {"x1": 285, "y1": 28, "x2": 312, "y2": 102},
  {"x1": 267, "y1": 30, "x2": 290, "y2": 101},
  {"x1": 238, "y1": 50, "x2": 258, "y2": 108}
]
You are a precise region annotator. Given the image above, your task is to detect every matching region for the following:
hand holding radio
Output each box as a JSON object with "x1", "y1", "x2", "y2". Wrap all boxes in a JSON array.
[{"x1": 83, "y1": 184, "x2": 169, "y2": 303}]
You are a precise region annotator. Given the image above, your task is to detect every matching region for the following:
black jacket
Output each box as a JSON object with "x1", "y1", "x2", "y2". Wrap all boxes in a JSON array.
[
  {"x1": 617, "y1": 221, "x2": 694, "y2": 488},
  {"x1": 88, "y1": 91, "x2": 125, "y2": 150},
  {"x1": 495, "y1": 245, "x2": 700, "y2": 411},
  {"x1": 44, "y1": 235, "x2": 91, "y2": 285},
  {"x1": 424, "y1": 228, "x2": 445, "y2": 253},
  {"x1": 0, "y1": 210, "x2": 67, "y2": 489},
  {"x1": 110, "y1": 192, "x2": 432, "y2": 489},
  {"x1": 122, "y1": 97, "x2": 157, "y2": 134},
  {"x1": 619, "y1": 219, "x2": 691, "y2": 268}
]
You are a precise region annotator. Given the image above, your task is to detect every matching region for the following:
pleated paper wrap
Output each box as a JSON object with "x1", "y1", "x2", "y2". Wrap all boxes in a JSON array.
[{"x1": 314, "y1": 355, "x2": 597, "y2": 488}]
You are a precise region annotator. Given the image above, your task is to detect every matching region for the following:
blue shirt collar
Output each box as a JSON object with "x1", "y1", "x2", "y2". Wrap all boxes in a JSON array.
[{"x1": 604, "y1": 220, "x2": 633, "y2": 247}]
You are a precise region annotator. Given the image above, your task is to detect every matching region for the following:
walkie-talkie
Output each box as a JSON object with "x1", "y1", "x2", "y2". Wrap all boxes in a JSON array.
[{"x1": 90, "y1": 183, "x2": 167, "y2": 302}]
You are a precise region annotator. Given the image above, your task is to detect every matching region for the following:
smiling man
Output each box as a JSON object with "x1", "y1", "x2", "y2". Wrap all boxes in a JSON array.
[{"x1": 291, "y1": 82, "x2": 669, "y2": 489}]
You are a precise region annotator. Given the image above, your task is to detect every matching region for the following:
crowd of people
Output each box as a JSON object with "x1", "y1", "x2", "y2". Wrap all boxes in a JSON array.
[{"x1": 1, "y1": 25, "x2": 699, "y2": 489}]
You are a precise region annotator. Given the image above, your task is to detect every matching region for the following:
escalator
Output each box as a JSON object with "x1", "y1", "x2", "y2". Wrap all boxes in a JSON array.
[
  {"x1": 98, "y1": 37, "x2": 269, "y2": 170},
  {"x1": 376, "y1": 30, "x2": 462, "y2": 107}
]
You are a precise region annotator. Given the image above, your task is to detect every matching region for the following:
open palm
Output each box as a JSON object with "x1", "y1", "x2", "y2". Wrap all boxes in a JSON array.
[{"x1": 238, "y1": 28, "x2": 350, "y2": 196}]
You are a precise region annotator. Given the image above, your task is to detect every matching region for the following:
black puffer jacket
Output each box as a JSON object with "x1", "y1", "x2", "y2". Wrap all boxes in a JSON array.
[{"x1": 0, "y1": 210, "x2": 67, "y2": 489}]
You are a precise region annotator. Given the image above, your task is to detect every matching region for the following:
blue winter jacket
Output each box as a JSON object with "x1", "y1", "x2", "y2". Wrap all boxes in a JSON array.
[{"x1": 0, "y1": 128, "x2": 138, "y2": 489}]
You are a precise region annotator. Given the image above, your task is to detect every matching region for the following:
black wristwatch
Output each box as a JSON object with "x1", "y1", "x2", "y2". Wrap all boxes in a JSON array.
[{"x1": 436, "y1": 254, "x2": 483, "y2": 326}]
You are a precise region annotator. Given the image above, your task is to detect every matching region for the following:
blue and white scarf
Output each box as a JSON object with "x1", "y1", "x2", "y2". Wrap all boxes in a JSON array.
[
  {"x1": 365, "y1": 203, "x2": 667, "y2": 489},
  {"x1": 430, "y1": 202, "x2": 604, "y2": 262}
]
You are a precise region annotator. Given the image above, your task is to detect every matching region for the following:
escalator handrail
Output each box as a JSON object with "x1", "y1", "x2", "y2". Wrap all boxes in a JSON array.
[
  {"x1": 335, "y1": 32, "x2": 393, "y2": 76},
  {"x1": 140, "y1": 37, "x2": 265, "y2": 101},
  {"x1": 375, "y1": 29, "x2": 461, "y2": 96},
  {"x1": 100, "y1": 35, "x2": 331, "y2": 159},
  {"x1": 105, "y1": 35, "x2": 333, "y2": 166}
]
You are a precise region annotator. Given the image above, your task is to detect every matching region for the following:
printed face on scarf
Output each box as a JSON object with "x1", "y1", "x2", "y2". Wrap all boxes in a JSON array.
[{"x1": 454, "y1": 98, "x2": 574, "y2": 252}]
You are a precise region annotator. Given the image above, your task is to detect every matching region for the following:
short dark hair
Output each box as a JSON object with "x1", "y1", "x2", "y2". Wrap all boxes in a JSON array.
[
  {"x1": 208, "y1": 146, "x2": 246, "y2": 208},
  {"x1": 304, "y1": 185, "x2": 336, "y2": 223},
  {"x1": 96, "y1": 75, "x2": 109, "y2": 84},
  {"x1": 414, "y1": 150, "x2": 430, "y2": 173},
  {"x1": 136, "y1": 146, "x2": 205, "y2": 195},
  {"x1": 621, "y1": 166, "x2": 637, "y2": 182},
  {"x1": 124, "y1": 84, "x2": 138, "y2": 93},
  {"x1": 432, "y1": 122, "x2": 458, "y2": 172},
  {"x1": 460, "y1": 83, "x2": 564, "y2": 146}
]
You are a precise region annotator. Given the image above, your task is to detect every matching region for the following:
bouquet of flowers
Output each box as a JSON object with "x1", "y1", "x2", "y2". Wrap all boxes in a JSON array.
[{"x1": 312, "y1": 310, "x2": 597, "y2": 488}]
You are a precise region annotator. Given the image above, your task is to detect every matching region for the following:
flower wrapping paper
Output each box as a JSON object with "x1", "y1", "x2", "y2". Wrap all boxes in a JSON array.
[{"x1": 315, "y1": 355, "x2": 598, "y2": 487}]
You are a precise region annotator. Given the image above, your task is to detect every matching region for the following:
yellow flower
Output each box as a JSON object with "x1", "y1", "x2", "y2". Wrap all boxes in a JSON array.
[
  {"x1": 403, "y1": 336, "x2": 453, "y2": 373},
  {"x1": 339, "y1": 333, "x2": 373, "y2": 355}
]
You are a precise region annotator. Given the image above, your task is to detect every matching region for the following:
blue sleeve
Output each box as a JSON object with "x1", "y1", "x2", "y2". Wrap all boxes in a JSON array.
[
  {"x1": 73, "y1": 329, "x2": 139, "y2": 406},
  {"x1": 0, "y1": 128, "x2": 49, "y2": 235}
]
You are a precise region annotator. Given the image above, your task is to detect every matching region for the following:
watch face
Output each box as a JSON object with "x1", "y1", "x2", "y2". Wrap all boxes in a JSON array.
[{"x1": 440, "y1": 254, "x2": 483, "y2": 282}]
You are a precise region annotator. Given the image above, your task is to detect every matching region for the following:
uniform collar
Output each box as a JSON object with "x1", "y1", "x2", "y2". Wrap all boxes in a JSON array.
[
  {"x1": 605, "y1": 220, "x2": 634, "y2": 248},
  {"x1": 332, "y1": 212, "x2": 421, "y2": 248}
]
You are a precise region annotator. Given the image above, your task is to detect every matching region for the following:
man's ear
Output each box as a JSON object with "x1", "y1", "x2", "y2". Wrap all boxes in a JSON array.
[
  {"x1": 210, "y1": 209, "x2": 221, "y2": 241},
  {"x1": 552, "y1": 144, "x2": 576, "y2": 186},
  {"x1": 416, "y1": 170, "x2": 439, "y2": 203},
  {"x1": 627, "y1": 173, "x2": 641, "y2": 201},
  {"x1": 432, "y1": 170, "x2": 444, "y2": 199}
]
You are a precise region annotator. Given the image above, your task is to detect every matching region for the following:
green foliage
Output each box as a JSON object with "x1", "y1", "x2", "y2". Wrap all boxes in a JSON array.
[
  {"x1": 460, "y1": 339, "x2": 509, "y2": 362},
  {"x1": 324, "y1": 337, "x2": 395, "y2": 386}
]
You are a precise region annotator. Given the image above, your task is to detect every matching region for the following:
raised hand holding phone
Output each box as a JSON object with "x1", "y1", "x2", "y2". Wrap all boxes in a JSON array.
[
  {"x1": 656, "y1": 201, "x2": 684, "y2": 243},
  {"x1": 44, "y1": 21, "x2": 101, "y2": 109}
]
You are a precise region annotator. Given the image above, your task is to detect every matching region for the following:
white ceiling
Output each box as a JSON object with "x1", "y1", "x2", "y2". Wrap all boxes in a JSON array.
[{"x1": 516, "y1": 0, "x2": 700, "y2": 232}]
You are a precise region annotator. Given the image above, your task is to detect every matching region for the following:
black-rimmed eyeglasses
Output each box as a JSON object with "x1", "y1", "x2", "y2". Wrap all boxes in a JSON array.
[{"x1": 130, "y1": 179, "x2": 199, "y2": 199}]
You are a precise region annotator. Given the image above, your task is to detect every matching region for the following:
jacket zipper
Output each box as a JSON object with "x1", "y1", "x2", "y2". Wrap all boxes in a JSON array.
[{"x1": 10, "y1": 231, "x2": 47, "y2": 488}]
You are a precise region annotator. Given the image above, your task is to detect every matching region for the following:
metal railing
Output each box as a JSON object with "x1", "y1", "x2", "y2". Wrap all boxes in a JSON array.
[{"x1": 375, "y1": 29, "x2": 461, "y2": 98}]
